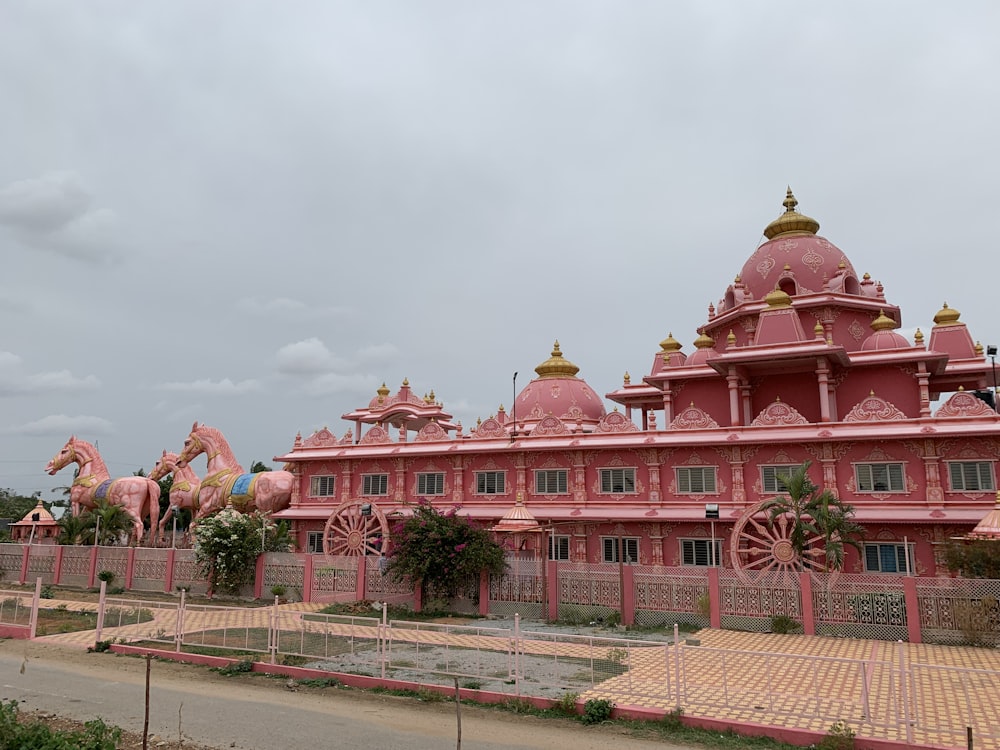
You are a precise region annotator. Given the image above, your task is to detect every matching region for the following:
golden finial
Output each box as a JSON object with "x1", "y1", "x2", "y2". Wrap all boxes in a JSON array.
[
  {"x1": 914, "y1": 328, "x2": 924, "y2": 344},
  {"x1": 975, "y1": 341, "x2": 984, "y2": 356},
  {"x1": 763, "y1": 187, "x2": 820, "y2": 240},
  {"x1": 428, "y1": 389, "x2": 436, "y2": 402},
  {"x1": 870, "y1": 390, "x2": 875, "y2": 396},
  {"x1": 534, "y1": 340, "x2": 581, "y2": 379},
  {"x1": 727, "y1": 329, "x2": 737, "y2": 346},
  {"x1": 933, "y1": 302, "x2": 961, "y2": 325},
  {"x1": 863, "y1": 272, "x2": 871, "y2": 280},
  {"x1": 870, "y1": 310, "x2": 898, "y2": 331},
  {"x1": 814, "y1": 321, "x2": 824, "y2": 334},
  {"x1": 624, "y1": 371, "x2": 631, "y2": 385},
  {"x1": 660, "y1": 332, "x2": 682, "y2": 352},
  {"x1": 765, "y1": 288, "x2": 793, "y2": 308},
  {"x1": 402, "y1": 377, "x2": 409, "y2": 387},
  {"x1": 694, "y1": 331, "x2": 715, "y2": 349},
  {"x1": 376, "y1": 382, "x2": 390, "y2": 402}
]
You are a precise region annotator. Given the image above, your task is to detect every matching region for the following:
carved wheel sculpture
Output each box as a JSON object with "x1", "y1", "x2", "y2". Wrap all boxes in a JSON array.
[
  {"x1": 730, "y1": 499, "x2": 839, "y2": 585},
  {"x1": 323, "y1": 499, "x2": 390, "y2": 556}
]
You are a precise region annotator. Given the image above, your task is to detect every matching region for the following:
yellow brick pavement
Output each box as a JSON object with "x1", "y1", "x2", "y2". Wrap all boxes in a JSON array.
[{"x1": 26, "y1": 598, "x2": 1000, "y2": 749}]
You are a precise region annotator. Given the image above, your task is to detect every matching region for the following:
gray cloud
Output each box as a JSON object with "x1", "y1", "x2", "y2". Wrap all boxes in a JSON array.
[
  {"x1": 0, "y1": 172, "x2": 122, "y2": 262},
  {"x1": 13, "y1": 414, "x2": 114, "y2": 437},
  {"x1": 0, "y1": 351, "x2": 101, "y2": 396},
  {"x1": 153, "y1": 378, "x2": 262, "y2": 395}
]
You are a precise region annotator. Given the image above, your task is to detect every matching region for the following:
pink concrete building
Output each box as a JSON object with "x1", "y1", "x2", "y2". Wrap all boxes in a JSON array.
[{"x1": 275, "y1": 190, "x2": 1000, "y2": 579}]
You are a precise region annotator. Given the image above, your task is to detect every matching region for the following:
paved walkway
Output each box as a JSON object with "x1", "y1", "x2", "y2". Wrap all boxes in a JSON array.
[{"x1": 24, "y1": 596, "x2": 1000, "y2": 749}]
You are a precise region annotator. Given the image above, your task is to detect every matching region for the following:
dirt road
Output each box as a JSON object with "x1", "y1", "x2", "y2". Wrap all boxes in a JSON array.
[{"x1": 1, "y1": 640, "x2": 691, "y2": 750}]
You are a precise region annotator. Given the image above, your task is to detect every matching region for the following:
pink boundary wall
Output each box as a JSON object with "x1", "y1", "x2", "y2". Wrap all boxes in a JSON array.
[{"x1": 111, "y1": 644, "x2": 922, "y2": 750}]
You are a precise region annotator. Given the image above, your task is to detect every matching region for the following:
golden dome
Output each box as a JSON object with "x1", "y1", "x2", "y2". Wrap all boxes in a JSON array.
[
  {"x1": 763, "y1": 188, "x2": 821, "y2": 240},
  {"x1": 694, "y1": 331, "x2": 715, "y2": 349},
  {"x1": 534, "y1": 341, "x2": 581, "y2": 379},
  {"x1": 659, "y1": 332, "x2": 682, "y2": 352},
  {"x1": 376, "y1": 382, "x2": 390, "y2": 401},
  {"x1": 975, "y1": 341, "x2": 984, "y2": 356},
  {"x1": 914, "y1": 328, "x2": 924, "y2": 345},
  {"x1": 933, "y1": 302, "x2": 961, "y2": 325},
  {"x1": 870, "y1": 310, "x2": 899, "y2": 331},
  {"x1": 765, "y1": 288, "x2": 793, "y2": 308}
]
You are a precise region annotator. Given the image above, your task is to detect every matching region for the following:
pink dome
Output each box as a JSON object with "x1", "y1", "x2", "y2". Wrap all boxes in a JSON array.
[
  {"x1": 730, "y1": 189, "x2": 861, "y2": 307},
  {"x1": 861, "y1": 310, "x2": 910, "y2": 351},
  {"x1": 515, "y1": 342, "x2": 606, "y2": 431}
]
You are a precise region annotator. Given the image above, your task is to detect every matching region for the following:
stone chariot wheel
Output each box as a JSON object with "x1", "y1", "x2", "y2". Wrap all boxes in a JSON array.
[
  {"x1": 322, "y1": 499, "x2": 390, "y2": 556},
  {"x1": 730, "y1": 499, "x2": 839, "y2": 585}
]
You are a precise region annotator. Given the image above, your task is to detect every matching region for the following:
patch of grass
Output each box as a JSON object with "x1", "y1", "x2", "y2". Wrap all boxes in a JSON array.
[
  {"x1": 215, "y1": 659, "x2": 254, "y2": 676},
  {"x1": 297, "y1": 677, "x2": 341, "y2": 689},
  {"x1": 460, "y1": 679, "x2": 483, "y2": 690},
  {"x1": 0, "y1": 699, "x2": 121, "y2": 749},
  {"x1": 551, "y1": 692, "x2": 579, "y2": 717}
]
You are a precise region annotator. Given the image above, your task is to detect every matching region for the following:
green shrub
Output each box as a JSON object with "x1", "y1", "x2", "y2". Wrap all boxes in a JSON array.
[
  {"x1": 0, "y1": 700, "x2": 121, "y2": 749},
  {"x1": 97, "y1": 570, "x2": 116, "y2": 584},
  {"x1": 217, "y1": 659, "x2": 255, "y2": 676},
  {"x1": 552, "y1": 692, "x2": 579, "y2": 716},
  {"x1": 770, "y1": 614, "x2": 800, "y2": 634},
  {"x1": 818, "y1": 720, "x2": 856, "y2": 750},
  {"x1": 40, "y1": 585, "x2": 54, "y2": 599},
  {"x1": 581, "y1": 698, "x2": 615, "y2": 725},
  {"x1": 662, "y1": 707, "x2": 684, "y2": 731}
]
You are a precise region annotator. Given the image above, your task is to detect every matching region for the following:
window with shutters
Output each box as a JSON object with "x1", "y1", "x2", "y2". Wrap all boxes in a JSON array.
[
  {"x1": 680, "y1": 538, "x2": 723, "y2": 567},
  {"x1": 548, "y1": 535, "x2": 570, "y2": 561},
  {"x1": 416, "y1": 472, "x2": 446, "y2": 496},
  {"x1": 362, "y1": 474, "x2": 388, "y2": 496},
  {"x1": 676, "y1": 466, "x2": 717, "y2": 494},
  {"x1": 863, "y1": 543, "x2": 914, "y2": 574},
  {"x1": 475, "y1": 471, "x2": 505, "y2": 495},
  {"x1": 309, "y1": 475, "x2": 336, "y2": 497},
  {"x1": 947, "y1": 461, "x2": 995, "y2": 492},
  {"x1": 854, "y1": 463, "x2": 905, "y2": 493},
  {"x1": 760, "y1": 464, "x2": 805, "y2": 494},
  {"x1": 535, "y1": 469, "x2": 569, "y2": 495},
  {"x1": 599, "y1": 468, "x2": 636, "y2": 494},
  {"x1": 602, "y1": 537, "x2": 639, "y2": 563}
]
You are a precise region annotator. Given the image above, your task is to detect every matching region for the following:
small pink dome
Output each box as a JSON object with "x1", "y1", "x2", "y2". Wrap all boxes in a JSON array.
[
  {"x1": 861, "y1": 329, "x2": 910, "y2": 351},
  {"x1": 861, "y1": 310, "x2": 909, "y2": 351},
  {"x1": 515, "y1": 342, "x2": 606, "y2": 431}
]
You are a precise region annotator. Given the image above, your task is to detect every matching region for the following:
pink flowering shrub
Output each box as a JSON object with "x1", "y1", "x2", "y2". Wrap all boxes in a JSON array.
[{"x1": 386, "y1": 501, "x2": 507, "y2": 601}]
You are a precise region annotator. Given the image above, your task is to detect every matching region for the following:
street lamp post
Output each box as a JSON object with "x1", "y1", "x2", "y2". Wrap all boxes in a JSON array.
[
  {"x1": 705, "y1": 503, "x2": 720, "y2": 567},
  {"x1": 171, "y1": 506, "x2": 179, "y2": 549},
  {"x1": 511, "y1": 371, "x2": 518, "y2": 441},
  {"x1": 988, "y1": 345, "x2": 998, "y2": 413}
]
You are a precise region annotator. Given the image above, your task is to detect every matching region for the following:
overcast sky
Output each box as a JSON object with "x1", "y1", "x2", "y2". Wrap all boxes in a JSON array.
[{"x1": 2, "y1": 2, "x2": 999, "y2": 499}]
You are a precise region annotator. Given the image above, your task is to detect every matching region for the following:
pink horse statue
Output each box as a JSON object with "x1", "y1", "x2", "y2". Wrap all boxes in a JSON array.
[
  {"x1": 45, "y1": 436, "x2": 160, "y2": 546},
  {"x1": 149, "y1": 450, "x2": 202, "y2": 540},
  {"x1": 175, "y1": 422, "x2": 293, "y2": 521}
]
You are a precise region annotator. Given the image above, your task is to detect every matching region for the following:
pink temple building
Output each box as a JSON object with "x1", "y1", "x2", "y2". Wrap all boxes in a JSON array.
[{"x1": 274, "y1": 190, "x2": 1000, "y2": 579}]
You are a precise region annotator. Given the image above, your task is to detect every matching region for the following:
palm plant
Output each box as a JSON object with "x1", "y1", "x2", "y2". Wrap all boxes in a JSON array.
[
  {"x1": 83, "y1": 499, "x2": 136, "y2": 546},
  {"x1": 759, "y1": 462, "x2": 864, "y2": 573},
  {"x1": 56, "y1": 513, "x2": 90, "y2": 545}
]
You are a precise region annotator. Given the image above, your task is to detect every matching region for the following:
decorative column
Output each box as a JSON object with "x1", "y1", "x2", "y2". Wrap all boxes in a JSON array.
[
  {"x1": 727, "y1": 368, "x2": 741, "y2": 427},
  {"x1": 662, "y1": 385, "x2": 675, "y2": 426},
  {"x1": 816, "y1": 358, "x2": 832, "y2": 423}
]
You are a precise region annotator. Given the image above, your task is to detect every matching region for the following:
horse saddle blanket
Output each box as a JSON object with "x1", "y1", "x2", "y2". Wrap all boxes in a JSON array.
[
  {"x1": 93, "y1": 479, "x2": 114, "y2": 501},
  {"x1": 226, "y1": 473, "x2": 259, "y2": 512}
]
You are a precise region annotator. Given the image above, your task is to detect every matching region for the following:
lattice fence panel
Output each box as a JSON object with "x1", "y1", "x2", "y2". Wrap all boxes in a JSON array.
[
  {"x1": 94, "y1": 547, "x2": 129, "y2": 580},
  {"x1": 634, "y1": 565, "x2": 710, "y2": 628},
  {"x1": 489, "y1": 558, "x2": 543, "y2": 619},
  {"x1": 262, "y1": 552, "x2": 306, "y2": 591},
  {"x1": 59, "y1": 546, "x2": 92, "y2": 586},
  {"x1": 814, "y1": 574, "x2": 908, "y2": 641},
  {"x1": 556, "y1": 562, "x2": 619, "y2": 624},
  {"x1": 364, "y1": 555, "x2": 414, "y2": 605},
  {"x1": 917, "y1": 577, "x2": 1000, "y2": 646},
  {"x1": 719, "y1": 569, "x2": 801, "y2": 632},
  {"x1": 130, "y1": 548, "x2": 169, "y2": 591},
  {"x1": 172, "y1": 549, "x2": 208, "y2": 594},
  {"x1": 0, "y1": 544, "x2": 23, "y2": 577},
  {"x1": 313, "y1": 556, "x2": 358, "y2": 595},
  {"x1": 25, "y1": 546, "x2": 56, "y2": 582}
]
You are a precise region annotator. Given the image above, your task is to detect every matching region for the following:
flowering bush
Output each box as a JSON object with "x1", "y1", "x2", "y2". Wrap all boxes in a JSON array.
[
  {"x1": 385, "y1": 501, "x2": 507, "y2": 601},
  {"x1": 193, "y1": 508, "x2": 290, "y2": 595}
]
